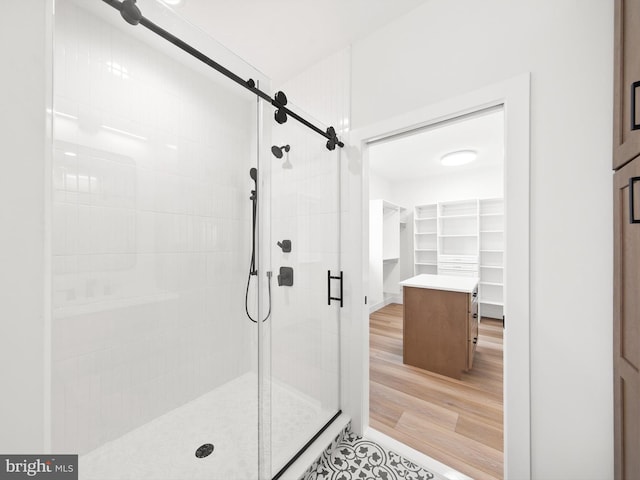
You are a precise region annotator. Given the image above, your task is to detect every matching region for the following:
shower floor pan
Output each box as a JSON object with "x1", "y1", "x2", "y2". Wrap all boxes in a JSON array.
[{"x1": 79, "y1": 373, "x2": 332, "y2": 480}]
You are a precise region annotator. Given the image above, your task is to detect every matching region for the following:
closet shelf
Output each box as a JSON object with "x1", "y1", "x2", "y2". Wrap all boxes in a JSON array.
[
  {"x1": 480, "y1": 300, "x2": 504, "y2": 306},
  {"x1": 439, "y1": 214, "x2": 477, "y2": 219},
  {"x1": 414, "y1": 199, "x2": 504, "y2": 320}
]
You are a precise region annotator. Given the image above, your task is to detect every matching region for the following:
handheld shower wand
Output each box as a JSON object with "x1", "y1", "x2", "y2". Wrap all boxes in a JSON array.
[{"x1": 245, "y1": 168, "x2": 271, "y2": 323}]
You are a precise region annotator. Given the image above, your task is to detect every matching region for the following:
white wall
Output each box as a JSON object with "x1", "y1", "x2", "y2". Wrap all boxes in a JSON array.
[
  {"x1": 0, "y1": 0, "x2": 50, "y2": 454},
  {"x1": 352, "y1": 1, "x2": 613, "y2": 478},
  {"x1": 369, "y1": 170, "x2": 395, "y2": 202},
  {"x1": 390, "y1": 166, "x2": 504, "y2": 208}
]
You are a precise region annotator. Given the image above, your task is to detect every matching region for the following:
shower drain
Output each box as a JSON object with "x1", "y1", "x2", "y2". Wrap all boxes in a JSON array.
[{"x1": 195, "y1": 443, "x2": 214, "y2": 458}]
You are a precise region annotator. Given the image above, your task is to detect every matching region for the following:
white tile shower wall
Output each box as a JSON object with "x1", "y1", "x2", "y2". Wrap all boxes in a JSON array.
[{"x1": 51, "y1": 1, "x2": 258, "y2": 454}]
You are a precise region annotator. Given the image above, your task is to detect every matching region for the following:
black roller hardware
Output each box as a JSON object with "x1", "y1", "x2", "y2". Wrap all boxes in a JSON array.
[{"x1": 100, "y1": 0, "x2": 344, "y2": 150}]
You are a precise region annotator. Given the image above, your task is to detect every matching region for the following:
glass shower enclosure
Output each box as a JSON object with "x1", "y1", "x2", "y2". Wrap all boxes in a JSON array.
[{"x1": 49, "y1": 0, "x2": 341, "y2": 478}]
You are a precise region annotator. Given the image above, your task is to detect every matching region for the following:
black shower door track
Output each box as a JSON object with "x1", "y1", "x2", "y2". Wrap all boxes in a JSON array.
[
  {"x1": 272, "y1": 409, "x2": 343, "y2": 480},
  {"x1": 100, "y1": 0, "x2": 345, "y2": 151}
]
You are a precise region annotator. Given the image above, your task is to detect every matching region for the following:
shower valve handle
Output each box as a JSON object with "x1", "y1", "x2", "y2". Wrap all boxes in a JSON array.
[{"x1": 277, "y1": 240, "x2": 292, "y2": 253}]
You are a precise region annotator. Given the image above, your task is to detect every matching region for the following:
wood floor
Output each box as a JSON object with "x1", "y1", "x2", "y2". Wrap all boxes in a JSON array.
[{"x1": 369, "y1": 303, "x2": 504, "y2": 480}]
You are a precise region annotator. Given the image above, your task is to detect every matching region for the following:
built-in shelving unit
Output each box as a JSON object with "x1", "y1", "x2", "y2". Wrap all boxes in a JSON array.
[
  {"x1": 370, "y1": 199, "x2": 407, "y2": 311},
  {"x1": 438, "y1": 199, "x2": 479, "y2": 278},
  {"x1": 479, "y1": 198, "x2": 504, "y2": 319},
  {"x1": 413, "y1": 204, "x2": 438, "y2": 275},
  {"x1": 413, "y1": 198, "x2": 504, "y2": 319}
]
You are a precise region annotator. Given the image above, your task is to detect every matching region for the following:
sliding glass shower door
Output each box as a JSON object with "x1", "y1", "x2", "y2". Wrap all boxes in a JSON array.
[
  {"x1": 50, "y1": 1, "x2": 269, "y2": 478},
  {"x1": 265, "y1": 106, "x2": 342, "y2": 476}
]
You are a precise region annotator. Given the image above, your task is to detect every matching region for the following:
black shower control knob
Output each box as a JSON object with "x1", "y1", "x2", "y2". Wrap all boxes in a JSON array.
[{"x1": 277, "y1": 240, "x2": 292, "y2": 253}]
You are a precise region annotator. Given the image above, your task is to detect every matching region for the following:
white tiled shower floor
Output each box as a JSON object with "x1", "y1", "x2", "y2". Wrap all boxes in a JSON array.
[{"x1": 79, "y1": 373, "x2": 333, "y2": 480}]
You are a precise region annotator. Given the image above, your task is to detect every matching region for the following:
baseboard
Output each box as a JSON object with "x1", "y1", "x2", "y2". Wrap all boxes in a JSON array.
[{"x1": 368, "y1": 295, "x2": 403, "y2": 314}]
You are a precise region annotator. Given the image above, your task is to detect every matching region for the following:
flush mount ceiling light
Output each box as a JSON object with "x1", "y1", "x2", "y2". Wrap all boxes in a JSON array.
[
  {"x1": 440, "y1": 150, "x2": 478, "y2": 166},
  {"x1": 162, "y1": 0, "x2": 184, "y2": 5}
]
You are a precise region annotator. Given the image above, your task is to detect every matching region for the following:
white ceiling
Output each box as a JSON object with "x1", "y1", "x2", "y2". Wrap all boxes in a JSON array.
[
  {"x1": 368, "y1": 108, "x2": 505, "y2": 183},
  {"x1": 168, "y1": 0, "x2": 432, "y2": 83}
]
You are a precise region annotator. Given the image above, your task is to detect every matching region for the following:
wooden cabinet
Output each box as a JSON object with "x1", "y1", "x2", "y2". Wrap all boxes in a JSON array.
[
  {"x1": 402, "y1": 277, "x2": 478, "y2": 380},
  {"x1": 614, "y1": 158, "x2": 640, "y2": 480},
  {"x1": 614, "y1": 1, "x2": 640, "y2": 478},
  {"x1": 613, "y1": 0, "x2": 640, "y2": 170}
]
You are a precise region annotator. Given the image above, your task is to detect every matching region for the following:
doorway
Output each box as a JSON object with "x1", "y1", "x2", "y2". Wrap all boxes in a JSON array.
[
  {"x1": 367, "y1": 107, "x2": 505, "y2": 479},
  {"x1": 343, "y1": 74, "x2": 531, "y2": 480}
]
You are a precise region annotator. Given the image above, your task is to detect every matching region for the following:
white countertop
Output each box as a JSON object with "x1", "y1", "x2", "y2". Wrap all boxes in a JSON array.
[{"x1": 399, "y1": 274, "x2": 478, "y2": 293}]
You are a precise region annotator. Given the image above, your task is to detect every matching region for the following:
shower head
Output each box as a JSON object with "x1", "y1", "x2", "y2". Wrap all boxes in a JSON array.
[
  {"x1": 250, "y1": 168, "x2": 257, "y2": 183},
  {"x1": 271, "y1": 145, "x2": 291, "y2": 159}
]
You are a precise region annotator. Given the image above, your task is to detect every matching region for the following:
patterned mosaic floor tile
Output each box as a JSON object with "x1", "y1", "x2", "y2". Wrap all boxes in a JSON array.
[{"x1": 303, "y1": 430, "x2": 440, "y2": 480}]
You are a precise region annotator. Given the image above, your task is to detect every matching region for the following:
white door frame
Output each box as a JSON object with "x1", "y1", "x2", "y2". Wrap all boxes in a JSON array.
[{"x1": 340, "y1": 73, "x2": 531, "y2": 480}]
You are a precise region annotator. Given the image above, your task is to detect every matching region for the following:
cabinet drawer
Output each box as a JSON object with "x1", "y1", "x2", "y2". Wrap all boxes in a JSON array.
[
  {"x1": 440, "y1": 263, "x2": 478, "y2": 278},
  {"x1": 467, "y1": 296, "x2": 479, "y2": 370},
  {"x1": 439, "y1": 262, "x2": 477, "y2": 271},
  {"x1": 439, "y1": 255, "x2": 478, "y2": 264},
  {"x1": 468, "y1": 299, "x2": 479, "y2": 337},
  {"x1": 613, "y1": 0, "x2": 640, "y2": 169},
  {"x1": 468, "y1": 336, "x2": 478, "y2": 369},
  {"x1": 440, "y1": 269, "x2": 477, "y2": 277}
]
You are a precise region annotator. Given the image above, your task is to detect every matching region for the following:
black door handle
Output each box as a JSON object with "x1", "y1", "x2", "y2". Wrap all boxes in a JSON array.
[
  {"x1": 328, "y1": 270, "x2": 343, "y2": 307},
  {"x1": 632, "y1": 81, "x2": 640, "y2": 131},
  {"x1": 630, "y1": 177, "x2": 640, "y2": 224}
]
